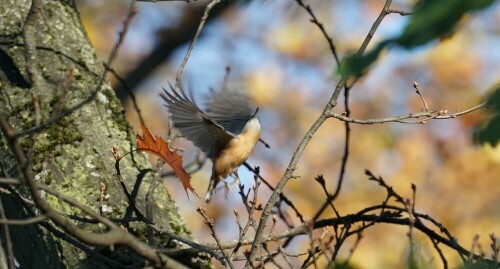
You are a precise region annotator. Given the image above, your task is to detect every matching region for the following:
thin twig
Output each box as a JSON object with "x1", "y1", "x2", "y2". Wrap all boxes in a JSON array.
[
  {"x1": 490, "y1": 234, "x2": 499, "y2": 263},
  {"x1": 233, "y1": 168, "x2": 261, "y2": 258},
  {"x1": 262, "y1": 243, "x2": 282, "y2": 269},
  {"x1": 197, "y1": 207, "x2": 233, "y2": 268},
  {"x1": 313, "y1": 175, "x2": 340, "y2": 219},
  {"x1": 107, "y1": 1, "x2": 137, "y2": 64},
  {"x1": 113, "y1": 150, "x2": 151, "y2": 224},
  {"x1": 413, "y1": 81, "x2": 429, "y2": 111},
  {"x1": 104, "y1": 64, "x2": 146, "y2": 126},
  {"x1": 39, "y1": 220, "x2": 130, "y2": 268},
  {"x1": 306, "y1": 221, "x2": 319, "y2": 269},
  {"x1": 145, "y1": 159, "x2": 165, "y2": 246},
  {"x1": 115, "y1": 3, "x2": 230, "y2": 99},
  {"x1": 342, "y1": 232, "x2": 363, "y2": 265},
  {"x1": 328, "y1": 102, "x2": 485, "y2": 125},
  {"x1": 150, "y1": 223, "x2": 227, "y2": 265},
  {"x1": 387, "y1": 9, "x2": 414, "y2": 16},
  {"x1": 278, "y1": 245, "x2": 295, "y2": 268},
  {"x1": 330, "y1": 224, "x2": 349, "y2": 263},
  {"x1": 468, "y1": 235, "x2": 481, "y2": 264},
  {"x1": 0, "y1": 214, "x2": 46, "y2": 225},
  {"x1": 22, "y1": 0, "x2": 44, "y2": 89},
  {"x1": 330, "y1": 82, "x2": 352, "y2": 207},
  {"x1": 136, "y1": 0, "x2": 191, "y2": 2},
  {"x1": 0, "y1": 178, "x2": 21, "y2": 185},
  {"x1": 14, "y1": 0, "x2": 137, "y2": 139},
  {"x1": 0, "y1": 199, "x2": 15, "y2": 269},
  {"x1": 232, "y1": 250, "x2": 308, "y2": 262},
  {"x1": 317, "y1": 228, "x2": 334, "y2": 267},
  {"x1": 68, "y1": 215, "x2": 141, "y2": 224},
  {"x1": 357, "y1": 0, "x2": 393, "y2": 56},
  {"x1": 175, "y1": 0, "x2": 221, "y2": 88},
  {"x1": 294, "y1": 0, "x2": 340, "y2": 65},
  {"x1": 243, "y1": 163, "x2": 304, "y2": 223},
  {"x1": 431, "y1": 239, "x2": 448, "y2": 269}
]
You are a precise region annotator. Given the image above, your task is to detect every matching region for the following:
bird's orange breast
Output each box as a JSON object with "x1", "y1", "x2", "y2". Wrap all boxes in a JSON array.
[{"x1": 213, "y1": 119, "x2": 261, "y2": 179}]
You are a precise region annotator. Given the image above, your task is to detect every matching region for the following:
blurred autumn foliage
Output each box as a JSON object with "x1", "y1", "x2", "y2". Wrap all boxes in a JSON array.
[{"x1": 78, "y1": 0, "x2": 500, "y2": 268}]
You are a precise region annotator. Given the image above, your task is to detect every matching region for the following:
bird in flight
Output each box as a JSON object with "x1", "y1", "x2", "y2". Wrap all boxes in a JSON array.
[{"x1": 161, "y1": 85, "x2": 267, "y2": 202}]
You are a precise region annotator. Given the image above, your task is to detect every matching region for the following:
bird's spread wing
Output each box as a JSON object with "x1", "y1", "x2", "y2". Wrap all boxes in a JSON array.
[
  {"x1": 161, "y1": 86, "x2": 234, "y2": 159},
  {"x1": 205, "y1": 88, "x2": 256, "y2": 135}
]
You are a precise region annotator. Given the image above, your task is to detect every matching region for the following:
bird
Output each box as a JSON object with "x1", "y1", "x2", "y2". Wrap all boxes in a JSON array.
[{"x1": 161, "y1": 85, "x2": 265, "y2": 202}]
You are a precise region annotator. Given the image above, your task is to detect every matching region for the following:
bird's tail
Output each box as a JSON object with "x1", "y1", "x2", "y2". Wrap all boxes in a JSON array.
[{"x1": 205, "y1": 172, "x2": 219, "y2": 203}]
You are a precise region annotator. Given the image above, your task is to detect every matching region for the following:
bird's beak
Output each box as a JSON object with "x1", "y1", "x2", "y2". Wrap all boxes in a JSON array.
[{"x1": 252, "y1": 107, "x2": 259, "y2": 118}]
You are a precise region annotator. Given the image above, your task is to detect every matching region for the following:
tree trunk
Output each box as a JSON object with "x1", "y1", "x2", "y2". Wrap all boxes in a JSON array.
[{"x1": 0, "y1": 0, "x2": 199, "y2": 268}]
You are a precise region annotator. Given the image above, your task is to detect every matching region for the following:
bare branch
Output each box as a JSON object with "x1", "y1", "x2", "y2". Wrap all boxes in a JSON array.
[
  {"x1": 356, "y1": 0, "x2": 394, "y2": 56},
  {"x1": 328, "y1": 102, "x2": 485, "y2": 125},
  {"x1": 175, "y1": 0, "x2": 221, "y2": 88},
  {"x1": 431, "y1": 239, "x2": 449, "y2": 269},
  {"x1": 151, "y1": 223, "x2": 227, "y2": 264},
  {"x1": 294, "y1": 0, "x2": 340, "y2": 65},
  {"x1": 387, "y1": 9, "x2": 414, "y2": 16},
  {"x1": 0, "y1": 214, "x2": 46, "y2": 225},
  {"x1": 105, "y1": 64, "x2": 147, "y2": 126},
  {"x1": 22, "y1": 0, "x2": 44, "y2": 89}
]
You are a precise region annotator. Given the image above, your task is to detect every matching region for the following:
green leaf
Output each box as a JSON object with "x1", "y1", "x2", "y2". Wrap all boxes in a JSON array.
[
  {"x1": 338, "y1": 0, "x2": 496, "y2": 79},
  {"x1": 475, "y1": 86, "x2": 500, "y2": 146},
  {"x1": 339, "y1": 41, "x2": 389, "y2": 80},
  {"x1": 397, "y1": 0, "x2": 496, "y2": 48}
]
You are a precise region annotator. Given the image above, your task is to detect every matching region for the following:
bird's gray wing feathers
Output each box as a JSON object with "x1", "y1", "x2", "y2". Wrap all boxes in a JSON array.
[
  {"x1": 161, "y1": 86, "x2": 233, "y2": 159},
  {"x1": 205, "y1": 88, "x2": 255, "y2": 135}
]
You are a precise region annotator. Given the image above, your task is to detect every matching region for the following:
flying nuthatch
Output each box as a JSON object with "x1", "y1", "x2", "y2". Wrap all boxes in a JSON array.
[{"x1": 161, "y1": 85, "x2": 266, "y2": 202}]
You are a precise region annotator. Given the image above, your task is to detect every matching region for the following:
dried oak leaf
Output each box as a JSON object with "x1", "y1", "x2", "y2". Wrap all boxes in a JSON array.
[{"x1": 136, "y1": 124, "x2": 196, "y2": 196}]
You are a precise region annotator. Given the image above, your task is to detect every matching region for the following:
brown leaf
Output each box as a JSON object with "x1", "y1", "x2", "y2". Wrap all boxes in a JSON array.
[{"x1": 136, "y1": 124, "x2": 196, "y2": 196}]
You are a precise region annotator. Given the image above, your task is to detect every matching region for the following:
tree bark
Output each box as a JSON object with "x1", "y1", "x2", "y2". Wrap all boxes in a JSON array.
[{"x1": 0, "y1": 0, "x2": 200, "y2": 268}]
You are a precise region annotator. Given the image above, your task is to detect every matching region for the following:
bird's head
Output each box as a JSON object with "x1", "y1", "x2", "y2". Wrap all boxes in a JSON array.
[{"x1": 243, "y1": 107, "x2": 261, "y2": 133}]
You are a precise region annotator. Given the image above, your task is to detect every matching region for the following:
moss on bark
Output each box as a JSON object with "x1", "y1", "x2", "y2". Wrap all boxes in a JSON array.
[{"x1": 0, "y1": 0, "x2": 208, "y2": 268}]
